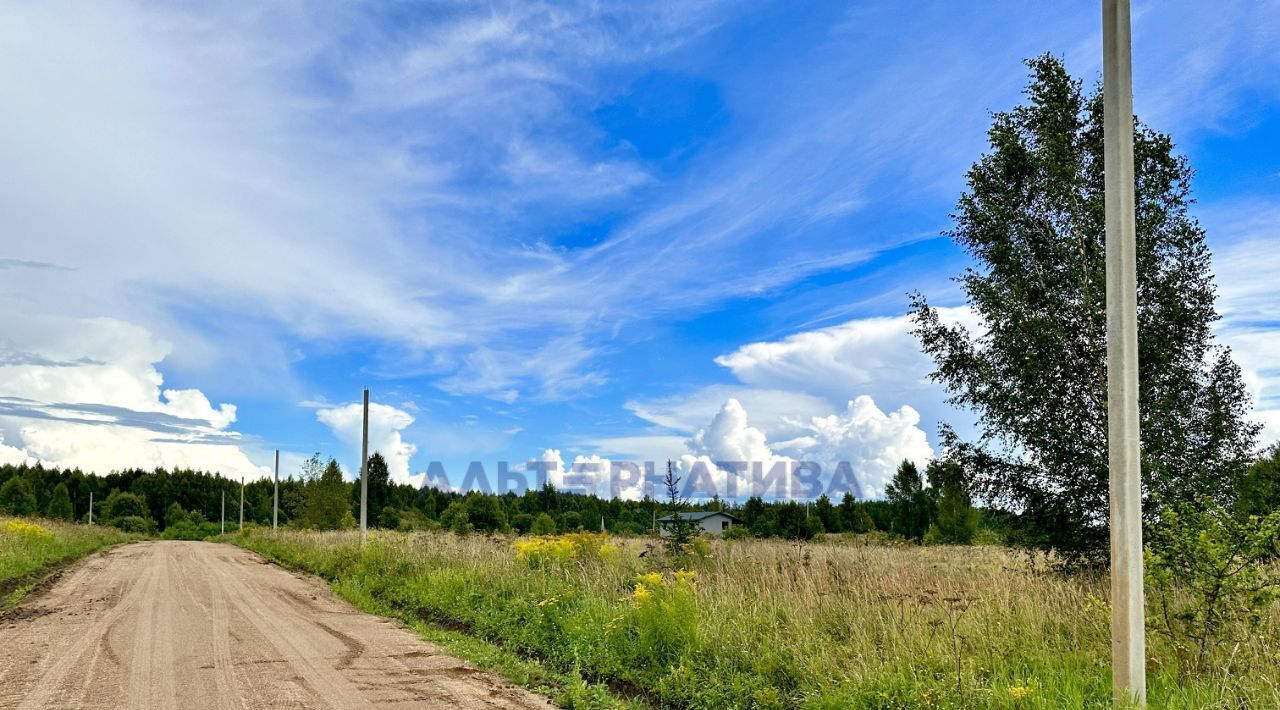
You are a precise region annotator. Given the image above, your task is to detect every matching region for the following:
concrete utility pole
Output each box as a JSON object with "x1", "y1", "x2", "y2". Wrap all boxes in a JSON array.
[
  {"x1": 1103, "y1": 0, "x2": 1146, "y2": 704},
  {"x1": 273, "y1": 449, "x2": 279, "y2": 533},
  {"x1": 360, "y1": 388, "x2": 369, "y2": 543},
  {"x1": 221, "y1": 490, "x2": 226, "y2": 535},
  {"x1": 88, "y1": 491, "x2": 93, "y2": 525},
  {"x1": 239, "y1": 477, "x2": 245, "y2": 531}
]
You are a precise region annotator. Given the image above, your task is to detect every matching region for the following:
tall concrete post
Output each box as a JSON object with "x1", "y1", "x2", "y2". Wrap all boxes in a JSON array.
[
  {"x1": 1103, "y1": 0, "x2": 1146, "y2": 704},
  {"x1": 221, "y1": 489, "x2": 226, "y2": 535},
  {"x1": 273, "y1": 449, "x2": 279, "y2": 533},
  {"x1": 88, "y1": 491, "x2": 93, "y2": 525},
  {"x1": 239, "y1": 477, "x2": 245, "y2": 531},
  {"x1": 360, "y1": 388, "x2": 369, "y2": 542}
]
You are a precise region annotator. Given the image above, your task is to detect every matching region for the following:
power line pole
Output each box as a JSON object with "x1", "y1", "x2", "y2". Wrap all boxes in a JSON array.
[
  {"x1": 360, "y1": 388, "x2": 369, "y2": 543},
  {"x1": 1103, "y1": 0, "x2": 1146, "y2": 704},
  {"x1": 221, "y1": 489, "x2": 226, "y2": 535},
  {"x1": 273, "y1": 449, "x2": 279, "y2": 533},
  {"x1": 88, "y1": 491, "x2": 93, "y2": 525},
  {"x1": 239, "y1": 477, "x2": 245, "y2": 531}
]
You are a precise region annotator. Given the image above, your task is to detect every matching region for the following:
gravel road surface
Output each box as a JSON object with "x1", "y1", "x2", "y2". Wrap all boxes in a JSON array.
[{"x1": 0, "y1": 540, "x2": 555, "y2": 709}]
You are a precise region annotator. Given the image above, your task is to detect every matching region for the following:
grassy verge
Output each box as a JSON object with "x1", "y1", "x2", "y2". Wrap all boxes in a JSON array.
[
  {"x1": 231, "y1": 528, "x2": 1280, "y2": 709},
  {"x1": 0, "y1": 517, "x2": 138, "y2": 611}
]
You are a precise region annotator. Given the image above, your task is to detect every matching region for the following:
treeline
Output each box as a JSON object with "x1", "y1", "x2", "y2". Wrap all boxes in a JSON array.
[
  {"x1": 0, "y1": 454, "x2": 926, "y2": 541},
  {"x1": 4, "y1": 445, "x2": 1276, "y2": 543}
]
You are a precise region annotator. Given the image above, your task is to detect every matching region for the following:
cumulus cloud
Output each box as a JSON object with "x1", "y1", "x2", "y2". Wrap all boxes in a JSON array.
[
  {"x1": 713, "y1": 307, "x2": 980, "y2": 440},
  {"x1": 0, "y1": 313, "x2": 266, "y2": 478},
  {"x1": 672, "y1": 396, "x2": 932, "y2": 500},
  {"x1": 315, "y1": 402, "x2": 420, "y2": 485},
  {"x1": 522, "y1": 449, "x2": 652, "y2": 501},
  {"x1": 775, "y1": 396, "x2": 933, "y2": 499}
]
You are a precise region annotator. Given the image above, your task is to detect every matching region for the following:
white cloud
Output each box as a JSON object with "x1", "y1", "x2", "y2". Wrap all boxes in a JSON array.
[
  {"x1": 522, "y1": 449, "x2": 651, "y2": 501},
  {"x1": 1206, "y1": 200, "x2": 1280, "y2": 445},
  {"x1": 0, "y1": 433, "x2": 34, "y2": 467},
  {"x1": 671, "y1": 396, "x2": 932, "y2": 500},
  {"x1": 315, "y1": 401, "x2": 420, "y2": 486},
  {"x1": 0, "y1": 312, "x2": 266, "y2": 478},
  {"x1": 712, "y1": 307, "x2": 979, "y2": 439},
  {"x1": 775, "y1": 396, "x2": 933, "y2": 499}
]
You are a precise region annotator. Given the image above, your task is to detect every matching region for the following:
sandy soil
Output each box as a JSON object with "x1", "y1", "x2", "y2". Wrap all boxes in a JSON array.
[{"x1": 0, "y1": 540, "x2": 556, "y2": 709}]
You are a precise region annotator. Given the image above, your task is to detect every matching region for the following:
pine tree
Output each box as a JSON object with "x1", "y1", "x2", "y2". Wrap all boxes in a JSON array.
[
  {"x1": 46, "y1": 482, "x2": 74, "y2": 520},
  {"x1": 839, "y1": 492, "x2": 875, "y2": 533},
  {"x1": 911, "y1": 55, "x2": 1260, "y2": 562},
  {"x1": 885, "y1": 460, "x2": 934, "y2": 540}
]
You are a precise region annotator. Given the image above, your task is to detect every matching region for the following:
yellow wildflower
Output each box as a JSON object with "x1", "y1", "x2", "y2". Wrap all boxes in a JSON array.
[
  {"x1": 632, "y1": 583, "x2": 653, "y2": 603},
  {"x1": 674, "y1": 569, "x2": 697, "y2": 586},
  {"x1": 1008, "y1": 685, "x2": 1034, "y2": 701},
  {"x1": 636, "y1": 571, "x2": 664, "y2": 588},
  {"x1": 1, "y1": 519, "x2": 53, "y2": 540}
]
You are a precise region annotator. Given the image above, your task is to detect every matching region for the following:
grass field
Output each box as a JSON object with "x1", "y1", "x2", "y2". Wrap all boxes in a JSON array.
[
  {"x1": 0, "y1": 517, "x2": 138, "y2": 611},
  {"x1": 232, "y1": 528, "x2": 1280, "y2": 709}
]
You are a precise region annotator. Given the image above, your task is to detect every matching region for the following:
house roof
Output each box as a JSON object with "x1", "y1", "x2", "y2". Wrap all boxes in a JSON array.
[{"x1": 657, "y1": 511, "x2": 743, "y2": 523}]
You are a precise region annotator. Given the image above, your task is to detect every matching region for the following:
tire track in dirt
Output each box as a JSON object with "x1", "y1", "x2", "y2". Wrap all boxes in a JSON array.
[{"x1": 0, "y1": 540, "x2": 554, "y2": 710}]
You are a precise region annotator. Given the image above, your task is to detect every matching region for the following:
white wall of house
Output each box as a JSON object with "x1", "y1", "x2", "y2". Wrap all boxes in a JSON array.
[{"x1": 659, "y1": 512, "x2": 738, "y2": 536}]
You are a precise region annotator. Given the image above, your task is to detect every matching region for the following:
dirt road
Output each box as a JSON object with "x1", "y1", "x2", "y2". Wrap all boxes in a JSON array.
[{"x1": 0, "y1": 541, "x2": 555, "y2": 709}]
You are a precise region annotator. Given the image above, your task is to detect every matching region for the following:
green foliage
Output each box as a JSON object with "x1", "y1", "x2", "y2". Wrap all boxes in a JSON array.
[
  {"x1": 925, "y1": 459, "x2": 979, "y2": 545},
  {"x1": 660, "y1": 461, "x2": 698, "y2": 555},
  {"x1": 910, "y1": 55, "x2": 1260, "y2": 563},
  {"x1": 721, "y1": 524, "x2": 752, "y2": 541},
  {"x1": 1237, "y1": 445, "x2": 1280, "y2": 517},
  {"x1": 813, "y1": 494, "x2": 840, "y2": 533},
  {"x1": 559, "y1": 510, "x2": 582, "y2": 532},
  {"x1": 0, "y1": 477, "x2": 38, "y2": 516},
  {"x1": 112, "y1": 515, "x2": 153, "y2": 534},
  {"x1": 463, "y1": 493, "x2": 507, "y2": 533},
  {"x1": 296, "y1": 459, "x2": 355, "y2": 530},
  {"x1": 351, "y1": 452, "x2": 394, "y2": 525},
  {"x1": 102, "y1": 490, "x2": 149, "y2": 522},
  {"x1": 45, "y1": 483, "x2": 74, "y2": 520},
  {"x1": 839, "y1": 493, "x2": 874, "y2": 534},
  {"x1": 530, "y1": 512, "x2": 556, "y2": 535},
  {"x1": 378, "y1": 505, "x2": 400, "y2": 530},
  {"x1": 164, "y1": 501, "x2": 188, "y2": 528},
  {"x1": 1146, "y1": 501, "x2": 1280, "y2": 677},
  {"x1": 885, "y1": 460, "x2": 933, "y2": 541},
  {"x1": 511, "y1": 512, "x2": 534, "y2": 534}
]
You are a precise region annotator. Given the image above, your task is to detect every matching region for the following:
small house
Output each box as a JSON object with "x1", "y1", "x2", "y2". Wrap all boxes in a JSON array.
[{"x1": 657, "y1": 511, "x2": 743, "y2": 536}]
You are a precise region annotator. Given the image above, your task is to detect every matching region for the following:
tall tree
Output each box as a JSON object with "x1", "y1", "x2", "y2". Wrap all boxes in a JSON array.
[
  {"x1": 46, "y1": 482, "x2": 74, "y2": 520},
  {"x1": 839, "y1": 492, "x2": 874, "y2": 533},
  {"x1": 911, "y1": 55, "x2": 1259, "y2": 562},
  {"x1": 885, "y1": 460, "x2": 933, "y2": 540},
  {"x1": 297, "y1": 459, "x2": 354, "y2": 530},
  {"x1": 351, "y1": 452, "x2": 393, "y2": 525}
]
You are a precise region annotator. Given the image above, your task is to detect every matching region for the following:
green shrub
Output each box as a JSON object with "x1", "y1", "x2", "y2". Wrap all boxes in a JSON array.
[
  {"x1": 1147, "y1": 500, "x2": 1280, "y2": 677},
  {"x1": 721, "y1": 524, "x2": 752, "y2": 541},
  {"x1": 112, "y1": 515, "x2": 153, "y2": 534},
  {"x1": 102, "y1": 490, "x2": 149, "y2": 522},
  {"x1": 530, "y1": 512, "x2": 556, "y2": 535},
  {"x1": 511, "y1": 513, "x2": 534, "y2": 534}
]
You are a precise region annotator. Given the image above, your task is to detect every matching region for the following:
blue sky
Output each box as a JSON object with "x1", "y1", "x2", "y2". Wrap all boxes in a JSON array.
[{"x1": 1, "y1": 0, "x2": 1278, "y2": 499}]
